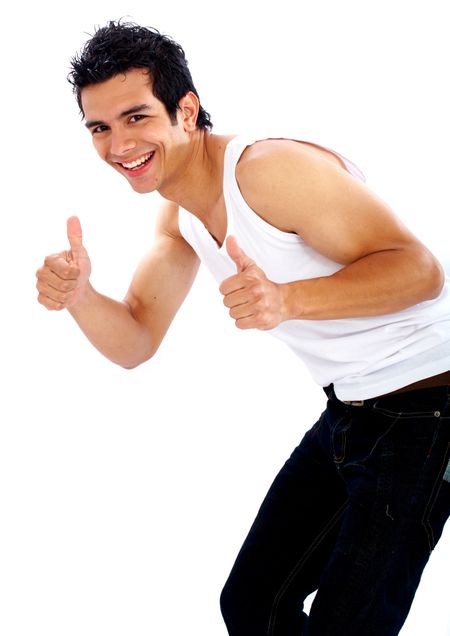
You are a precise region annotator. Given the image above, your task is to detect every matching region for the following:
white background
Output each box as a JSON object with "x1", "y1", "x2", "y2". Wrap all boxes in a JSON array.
[{"x1": 1, "y1": 1, "x2": 449, "y2": 634}]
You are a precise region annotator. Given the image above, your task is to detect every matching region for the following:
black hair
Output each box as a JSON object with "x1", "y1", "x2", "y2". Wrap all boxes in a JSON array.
[{"x1": 68, "y1": 20, "x2": 212, "y2": 130}]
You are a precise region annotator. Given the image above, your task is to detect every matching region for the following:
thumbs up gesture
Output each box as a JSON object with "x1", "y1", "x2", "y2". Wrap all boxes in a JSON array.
[
  {"x1": 36, "y1": 216, "x2": 92, "y2": 310},
  {"x1": 219, "y1": 236, "x2": 287, "y2": 330}
]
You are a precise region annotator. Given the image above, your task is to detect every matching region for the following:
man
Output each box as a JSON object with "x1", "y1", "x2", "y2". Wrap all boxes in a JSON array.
[{"x1": 36, "y1": 21, "x2": 450, "y2": 636}]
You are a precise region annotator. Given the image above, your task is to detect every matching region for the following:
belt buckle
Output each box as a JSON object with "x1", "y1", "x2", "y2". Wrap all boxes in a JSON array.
[{"x1": 343, "y1": 400, "x2": 365, "y2": 407}]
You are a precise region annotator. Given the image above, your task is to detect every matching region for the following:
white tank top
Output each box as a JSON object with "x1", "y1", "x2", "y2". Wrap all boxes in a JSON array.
[{"x1": 178, "y1": 134, "x2": 450, "y2": 400}]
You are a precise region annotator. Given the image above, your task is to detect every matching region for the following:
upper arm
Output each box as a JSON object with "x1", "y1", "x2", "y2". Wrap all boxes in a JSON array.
[
  {"x1": 236, "y1": 140, "x2": 432, "y2": 265},
  {"x1": 123, "y1": 200, "x2": 200, "y2": 356}
]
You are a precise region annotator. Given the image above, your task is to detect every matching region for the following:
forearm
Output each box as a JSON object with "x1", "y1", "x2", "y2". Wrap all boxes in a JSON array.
[
  {"x1": 68, "y1": 283, "x2": 154, "y2": 368},
  {"x1": 282, "y1": 247, "x2": 444, "y2": 320}
]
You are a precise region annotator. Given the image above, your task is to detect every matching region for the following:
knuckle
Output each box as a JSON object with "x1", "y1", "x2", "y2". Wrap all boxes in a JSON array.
[
  {"x1": 69, "y1": 264, "x2": 80, "y2": 278},
  {"x1": 57, "y1": 290, "x2": 70, "y2": 304},
  {"x1": 37, "y1": 293, "x2": 53, "y2": 310},
  {"x1": 254, "y1": 282, "x2": 264, "y2": 298},
  {"x1": 44, "y1": 253, "x2": 59, "y2": 266},
  {"x1": 61, "y1": 280, "x2": 73, "y2": 292}
]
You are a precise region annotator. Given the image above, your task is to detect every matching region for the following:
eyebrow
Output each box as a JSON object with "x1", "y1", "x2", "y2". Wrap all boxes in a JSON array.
[{"x1": 84, "y1": 103, "x2": 152, "y2": 129}]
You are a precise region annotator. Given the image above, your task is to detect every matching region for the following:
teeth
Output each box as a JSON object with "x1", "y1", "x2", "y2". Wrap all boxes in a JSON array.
[{"x1": 121, "y1": 152, "x2": 153, "y2": 169}]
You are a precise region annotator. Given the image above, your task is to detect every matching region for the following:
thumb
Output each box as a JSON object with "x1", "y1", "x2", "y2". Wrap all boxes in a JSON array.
[
  {"x1": 67, "y1": 216, "x2": 84, "y2": 261},
  {"x1": 226, "y1": 236, "x2": 254, "y2": 273}
]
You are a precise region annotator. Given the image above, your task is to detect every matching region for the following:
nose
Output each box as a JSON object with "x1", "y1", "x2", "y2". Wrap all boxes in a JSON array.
[{"x1": 109, "y1": 128, "x2": 137, "y2": 158}]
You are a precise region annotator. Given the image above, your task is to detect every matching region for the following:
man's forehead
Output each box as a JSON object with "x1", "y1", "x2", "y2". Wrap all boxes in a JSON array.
[{"x1": 81, "y1": 68, "x2": 154, "y2": 118}]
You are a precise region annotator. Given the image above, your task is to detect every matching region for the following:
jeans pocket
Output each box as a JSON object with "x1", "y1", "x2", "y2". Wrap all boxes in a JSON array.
[
  {"x1": 372, "y1": 389, "x2": 448, "y2": 420},
  {"x1": 331, "y1": 408, "x2": 396, "y2": 469}
]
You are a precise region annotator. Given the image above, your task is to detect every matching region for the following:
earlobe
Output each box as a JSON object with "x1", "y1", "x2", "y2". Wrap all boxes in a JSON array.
[{"x1": 179, "y1": 91, "x2": 199, "y2": 132}]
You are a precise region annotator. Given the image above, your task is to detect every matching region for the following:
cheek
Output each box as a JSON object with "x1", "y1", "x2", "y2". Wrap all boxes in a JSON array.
[{"x1": 92, "y1": 137, "x2": 108, "y2": 160}]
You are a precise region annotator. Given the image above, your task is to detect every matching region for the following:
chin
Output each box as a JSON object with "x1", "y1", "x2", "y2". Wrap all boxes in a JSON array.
[{"x1": 128, "y1": 180, "x2": 158, "y2": 194}]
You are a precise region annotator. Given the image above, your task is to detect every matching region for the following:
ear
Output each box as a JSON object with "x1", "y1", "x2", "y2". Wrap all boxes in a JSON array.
[{"x1": 178, "y1": 91, "x2": 199, "y2": 132}]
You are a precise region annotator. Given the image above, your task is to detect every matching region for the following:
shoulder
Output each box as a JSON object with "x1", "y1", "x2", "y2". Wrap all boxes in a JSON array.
[
  {"x1": 148, "y1": 200, "x2": 200, "y2": 269},
  {"x1": 236, "y1": 138, "x2": 348, "y2": 187},
  {"x1": 236, "y1": 138, "x2": 305, "y2": 174},
  {"x1": 234, "y1": 138, "x2": 352, "y2": 233},
  {"x1": 154, "y1": 199, "x2": 197, "y2": 255},
  {"x1": 155, "y1": 199, "x2": 183, "y2": 239}
]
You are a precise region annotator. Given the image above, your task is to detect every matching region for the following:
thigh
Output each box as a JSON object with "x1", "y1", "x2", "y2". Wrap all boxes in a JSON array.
[
  {"x1": 308, "y1": 387, "x2": 450, "y2": 636},
  {"x1": 221, "y1": 410, "x2": 348, "y2": 635}
]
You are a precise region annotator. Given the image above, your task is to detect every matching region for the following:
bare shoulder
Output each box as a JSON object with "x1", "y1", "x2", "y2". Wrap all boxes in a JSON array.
[
  {"x1": 236, "y1": 138, "x2": 346, "y2": 181},
  {"x1": 235, "y1": 138, "x2": 354, "y2": 233},
  {"x1": 155, "y1": 199, "x2": 183, "y2": 239}
]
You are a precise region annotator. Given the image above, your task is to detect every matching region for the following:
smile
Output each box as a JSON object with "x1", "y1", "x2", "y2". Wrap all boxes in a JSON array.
[{"x1": 120, "y1": 151, "x2": 154, "y2": 170}]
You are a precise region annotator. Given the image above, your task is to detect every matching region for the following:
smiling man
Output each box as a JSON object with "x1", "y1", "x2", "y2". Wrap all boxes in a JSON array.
[{"x1": 36, "y1": 21, "x2": 450, "y2": 636}]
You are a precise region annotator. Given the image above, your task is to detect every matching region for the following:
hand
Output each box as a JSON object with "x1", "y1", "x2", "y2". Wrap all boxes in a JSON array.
[
  {"x1": 219, "y1": 236, "x2": 287, "y2": 330},
  {"x1": 36, "y1": 216, "x2": 92, "y2": 310}
]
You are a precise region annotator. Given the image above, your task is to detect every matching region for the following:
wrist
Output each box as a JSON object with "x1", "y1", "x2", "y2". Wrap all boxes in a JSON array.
[
  {"x1": 279, "y1": 281, "x2": 299, "y2": 322},
  {"x1": 68, "y1": 281, "x2": 94, "y2": 313},
  {"x1": 280, "y1": 280, "x2": 311, "y2": 321}
]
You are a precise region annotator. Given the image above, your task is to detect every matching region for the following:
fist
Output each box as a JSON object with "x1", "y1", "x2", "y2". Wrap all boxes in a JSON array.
[
  {"x1": 219, "y1": 236, "x2": 287, "y2": 330},
  {"x1": 36, "y1": 216, "x2": 92, "y2": 310}
]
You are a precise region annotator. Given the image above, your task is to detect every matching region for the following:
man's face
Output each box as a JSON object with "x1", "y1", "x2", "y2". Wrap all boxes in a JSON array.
[{"x1": 81, "y1": 68, "x2": 188, "y2": 194}]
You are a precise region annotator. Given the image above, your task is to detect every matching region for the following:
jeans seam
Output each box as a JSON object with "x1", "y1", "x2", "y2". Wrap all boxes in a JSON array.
[
  {"x1": 421, "y1": 440, "x2": 450, "y2": 552},
  {"x1": 372, "y1": 408, "x2": 439, "y2": 419},
  {"x1": 330, "y1": 414, "x2": 351, "y2": 464},
  {"x1": 267, "y1": 499, "x2": 349, "y2": 636}
]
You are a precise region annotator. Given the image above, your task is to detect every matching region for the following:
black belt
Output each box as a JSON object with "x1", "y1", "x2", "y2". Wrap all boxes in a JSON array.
[{"x1": 331, "y1": 370, "x2": 450, "y2": 407}]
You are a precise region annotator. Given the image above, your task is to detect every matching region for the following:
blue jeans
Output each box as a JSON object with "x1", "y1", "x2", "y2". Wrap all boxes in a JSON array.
[{"x1": 220, "y1": 384, "x2": 450, "y2": 635}]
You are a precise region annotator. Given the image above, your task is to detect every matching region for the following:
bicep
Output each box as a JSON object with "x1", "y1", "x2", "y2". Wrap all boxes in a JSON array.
[
  {"x1": 296, "y1": 169, "x2": 420, "y2": 265},
  {"x1": 124, "y1": 204, "x2": 200, "y2": 353}
]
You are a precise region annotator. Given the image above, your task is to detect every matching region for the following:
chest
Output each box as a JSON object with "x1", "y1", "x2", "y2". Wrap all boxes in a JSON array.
[{"x1": 204, "y1": 196, "x2": 228, "y2": 248}]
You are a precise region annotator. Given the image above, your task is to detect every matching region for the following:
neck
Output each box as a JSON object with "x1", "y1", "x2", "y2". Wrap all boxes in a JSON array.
[{"x1": 158, "y1": 131, "x2": 234, "y2": 226}]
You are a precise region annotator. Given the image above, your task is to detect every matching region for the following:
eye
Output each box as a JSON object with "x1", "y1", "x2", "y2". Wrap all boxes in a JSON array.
[
  {"x1": 91, "y1": 125, "x2": 109, "y2": 135},
  {"x1": 129, "y1": 114, "x2": 147, "y2": 123}
]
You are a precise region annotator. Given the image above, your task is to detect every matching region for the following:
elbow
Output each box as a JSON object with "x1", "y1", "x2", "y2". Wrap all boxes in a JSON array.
[
  {"x1": 428, "y1": 265, "x2": 445, "y2": 300},
  {"x1": 121, "y1": 360, "x2": 145, "y2": 370},
  {"x1": 119, "y1": 323, "x2": 160, "y2": 370},
  {"x1": 421, "y1": 251, "x2": 446, "y2": 301},
  {"x1": 120, "y1": 349, "x2": 156, "y2": 370},
  {"x1": 119, "y1": 342, "x2": 158, "y2": 370}
]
